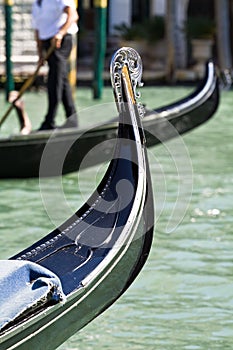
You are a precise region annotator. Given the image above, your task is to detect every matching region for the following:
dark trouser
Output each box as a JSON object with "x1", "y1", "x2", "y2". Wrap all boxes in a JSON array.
[{"x1": 42, "y1": 34, "x2": 77, "y2": 127}]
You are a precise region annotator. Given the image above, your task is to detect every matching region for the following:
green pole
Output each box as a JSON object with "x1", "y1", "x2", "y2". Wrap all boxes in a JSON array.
[
  {"x1": 68, "y1": 0, "x2": 78, "y2": 97},
  {"x1": 4, "y1": 0, "x2": 15, "y2": 101},
  {"x1": 93, "y1": 0, "x2": 108, "y2": 99}
]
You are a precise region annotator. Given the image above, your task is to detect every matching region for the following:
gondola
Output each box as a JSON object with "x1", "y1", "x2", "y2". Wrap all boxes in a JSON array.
[
  {"x1": 0, "y1": 47, "x2": 154, "y2": 349},
  {"x1": 0, "y1": 60, "x2": 219, "y2": 178}
]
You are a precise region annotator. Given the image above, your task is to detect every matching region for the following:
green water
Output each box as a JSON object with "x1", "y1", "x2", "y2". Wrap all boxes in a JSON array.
[{"x1": 0, "y1": 86, "x2": 232, "y2": 349}]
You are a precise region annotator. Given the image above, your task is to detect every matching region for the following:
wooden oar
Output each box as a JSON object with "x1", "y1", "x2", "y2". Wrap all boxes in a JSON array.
[{"x1": 0, "y1": 44, "x2": 55, "y2": 128}]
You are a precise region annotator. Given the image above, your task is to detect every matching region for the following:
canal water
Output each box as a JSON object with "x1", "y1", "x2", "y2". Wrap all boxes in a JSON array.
[{"x1": 0, "y1": 85, "x2": 232, "y2": 350}]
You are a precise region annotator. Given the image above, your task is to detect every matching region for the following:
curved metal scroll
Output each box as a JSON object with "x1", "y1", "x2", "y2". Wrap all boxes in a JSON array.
[{"x1": 110, "y1": 47, "x2": 145, "y2": 118}]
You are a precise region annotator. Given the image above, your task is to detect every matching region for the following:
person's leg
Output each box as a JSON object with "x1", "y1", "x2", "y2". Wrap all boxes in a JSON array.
[
  {"x1": 60, "y1": 35, "x2": 78, "y2": 128},
  {"x1": 38, "y1": 36, "x2": 78, "y2": 130},
  {"x1": 8, "y1": 91, "x2": 32, "y2": 135},
  {"x1": 61, "y1": 76, "x2": 78, "y2": 128},
  {"x1": 38, "y1": 40, "x2": 64, "y2": 130},
  {"x1": 39, "y1": 53, "x2": 61, "y2": 129}
]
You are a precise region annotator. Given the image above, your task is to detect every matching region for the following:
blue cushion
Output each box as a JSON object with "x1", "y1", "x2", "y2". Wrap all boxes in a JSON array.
[{"x1": 0, "y1": 260, "x2": 65, "y2": 331}]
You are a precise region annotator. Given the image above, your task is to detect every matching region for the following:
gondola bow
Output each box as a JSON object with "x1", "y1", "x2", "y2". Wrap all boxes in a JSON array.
[{"x1": 0, "y1": 47, "x2": 154, "y2": 350}]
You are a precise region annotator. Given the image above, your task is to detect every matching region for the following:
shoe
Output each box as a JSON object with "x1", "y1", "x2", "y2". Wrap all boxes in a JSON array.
[
  {"x1": 59, "y1": 114, "x2": 78, "y2": 129},
  {"x1": 37, "y1": 121, "x2": 55, "y2": 131}
]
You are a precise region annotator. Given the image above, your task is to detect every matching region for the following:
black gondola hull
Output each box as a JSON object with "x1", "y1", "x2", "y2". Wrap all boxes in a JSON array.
[
  {"x1": 0, "y1": 61, "x2": 219, "y2": 178},
  {"x1": 0, "y1": 47, "x2": 155, "y2": 349}
]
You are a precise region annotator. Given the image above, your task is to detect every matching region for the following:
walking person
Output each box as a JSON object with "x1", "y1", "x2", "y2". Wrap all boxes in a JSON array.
[{"x1": 32, "y1": 0, "x2": 79, "y2": 131}]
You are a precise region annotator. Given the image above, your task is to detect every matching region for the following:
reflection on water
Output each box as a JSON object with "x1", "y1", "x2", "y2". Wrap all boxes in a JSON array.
[{"x1": 0, "y1": 87, "x2": 232, "y2": 349}]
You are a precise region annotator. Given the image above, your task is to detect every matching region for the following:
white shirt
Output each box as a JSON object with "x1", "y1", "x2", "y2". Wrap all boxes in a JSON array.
[{"x1": 32, "y1": 0, "x2": 78, "y2": 40}]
